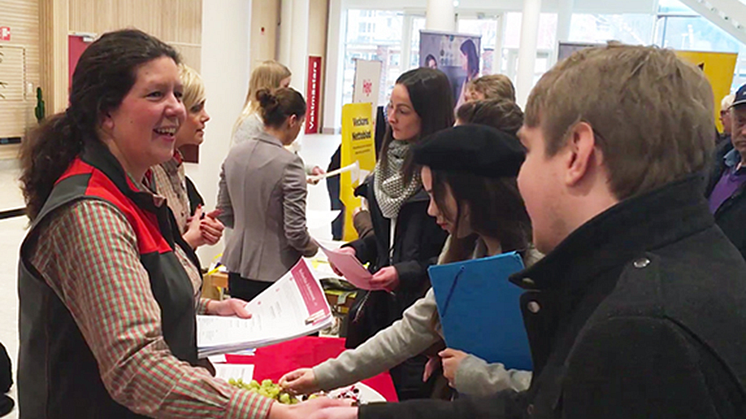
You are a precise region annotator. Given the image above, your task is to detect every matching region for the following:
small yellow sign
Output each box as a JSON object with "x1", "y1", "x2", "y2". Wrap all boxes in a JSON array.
[
  {"x1": 340, "y1": 102, "x2": 377, "y2": 241},
  {"x1": 675, "y1": 50, "x2": 738, "y2": 132}
]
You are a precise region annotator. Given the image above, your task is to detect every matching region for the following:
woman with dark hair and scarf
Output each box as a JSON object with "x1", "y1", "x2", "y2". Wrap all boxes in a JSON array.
[{"x1": 325, "y1": 68, "x2": 453, "y2": 400}]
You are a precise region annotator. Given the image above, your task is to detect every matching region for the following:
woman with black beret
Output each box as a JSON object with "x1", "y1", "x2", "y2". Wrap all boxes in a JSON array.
[{"x1": 281, "y1": 100, "x2": 537, "y2": 398}]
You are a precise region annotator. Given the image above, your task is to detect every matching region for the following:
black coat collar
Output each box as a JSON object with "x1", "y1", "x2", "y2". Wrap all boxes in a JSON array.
[{"x1": 511, "y1": 175, "x2": 714, "y2": 293}]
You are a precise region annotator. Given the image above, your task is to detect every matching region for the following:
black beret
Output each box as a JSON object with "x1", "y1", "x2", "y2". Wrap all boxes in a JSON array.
[{"x1": 412, "y1": 124, "x2": 525, "y2": 178}]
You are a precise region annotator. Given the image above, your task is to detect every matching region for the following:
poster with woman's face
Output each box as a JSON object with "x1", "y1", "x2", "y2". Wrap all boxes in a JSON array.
[{"x1": 419, "y1": 31, "x2": 481, "y2": 110}]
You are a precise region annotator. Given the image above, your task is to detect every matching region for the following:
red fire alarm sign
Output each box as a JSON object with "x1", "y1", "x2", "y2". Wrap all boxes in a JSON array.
[{"x1": 0, "y1": 27, "x2": 10, "y2": 41}]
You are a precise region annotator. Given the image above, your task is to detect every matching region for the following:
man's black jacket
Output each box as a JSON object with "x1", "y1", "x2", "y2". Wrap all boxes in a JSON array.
[{"x1": 361, "y1": 175, "x2": 746, "y2": 419}]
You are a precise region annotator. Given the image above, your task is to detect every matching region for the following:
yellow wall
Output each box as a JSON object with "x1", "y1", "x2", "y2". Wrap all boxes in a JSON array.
[{"x1": 675, "y1": 50, "x2": 738, "y2": 133}]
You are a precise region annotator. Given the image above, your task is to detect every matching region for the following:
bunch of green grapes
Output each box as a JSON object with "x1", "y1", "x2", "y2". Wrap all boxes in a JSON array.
[{"x1": 228, "y1": 378, "x2": 300, "y2": 405}]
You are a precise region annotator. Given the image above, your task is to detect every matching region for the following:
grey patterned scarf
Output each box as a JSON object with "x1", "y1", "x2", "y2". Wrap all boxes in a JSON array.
[{"x1": 374, "y1": 140, "x2": 421, "y2": 219}]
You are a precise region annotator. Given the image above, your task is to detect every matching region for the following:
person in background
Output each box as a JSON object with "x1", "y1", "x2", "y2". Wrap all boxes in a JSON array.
[
  {"x1": 232, "y1": 60, "x2": 292, "y2": 145},
  {"x1": 425, "y1": 54, "x2": 438, "y2": 69},
  {"x1": 330, "y1": 68, "x2": 452, "y2": 400},
  {"x1": 465, "y1": 74, "x2": 516, "y2": 103},
  {"x1": 456, "y1": 39, "x2": 480, "y2": 108},
  {"x1": 232, "y1": 60, "x2": 323, "y2": 181},
  {"x1": 218, "y1": 88, "x2": 319, "y2": 302},
  {"x1": 719, "y1": 93, "x2": 735, "y2": 145},
  {"x1": 17, "y1": 28, "x2": 340, "y2": 418},
  {"x1": 280, "y1": 107, "x2": 535, "y2": 399},
  {"x1": 706, "y1": 84, "x2": 746, "y2": 260},
  {"x1": 308, "y1": 43, "x2": 746, "y2": 419},
  {"x1": 149, "y1": 63, "x2": 224, "y2": 252}
]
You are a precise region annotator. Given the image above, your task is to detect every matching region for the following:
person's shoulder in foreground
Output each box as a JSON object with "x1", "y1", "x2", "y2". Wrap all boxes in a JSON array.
[{"x1": 348, "y1": 43, "x2": 746, "y2": 419}]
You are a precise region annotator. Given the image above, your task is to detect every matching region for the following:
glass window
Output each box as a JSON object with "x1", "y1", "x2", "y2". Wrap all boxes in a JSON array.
[
  {"x1": 502, "y1": 12, "x2": 557, "y2": 50},
  {"x1": 653, "y1": 0, "x2": 742, "y2": 91},
  {"x1": 410, "y1": 16, "x2": 426, "y2": 69},
  {"x1": 500, "y1": 13, "x2": 556, "y2": 86},
  {"x1": 568, "y1": 14, "x2": 654, "y2": 45},
  {"x1": 343, "y1": 10, "x2": 404, "y2": 106},
  {"x1": 655, "y1": 16, "x2": 739, "y2": 52}
]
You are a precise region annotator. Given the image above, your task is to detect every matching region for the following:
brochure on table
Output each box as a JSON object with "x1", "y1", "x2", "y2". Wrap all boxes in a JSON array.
[
  {"x1": 197, "y1": 259, "x2": 333, "y2": 358},
  {"x1": 316, "y1": 240, "x2": 375, "y2": 290}
]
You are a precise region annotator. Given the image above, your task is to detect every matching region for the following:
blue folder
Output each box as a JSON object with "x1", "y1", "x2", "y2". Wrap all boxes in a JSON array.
[{"x1": 428, "y1": 251, "x2": 532, "y2": 371}]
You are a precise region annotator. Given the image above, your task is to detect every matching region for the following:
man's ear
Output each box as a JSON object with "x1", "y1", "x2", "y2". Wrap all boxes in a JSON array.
[{"x1": 564, "y1": 121, "x2": 601, "y2": 186}]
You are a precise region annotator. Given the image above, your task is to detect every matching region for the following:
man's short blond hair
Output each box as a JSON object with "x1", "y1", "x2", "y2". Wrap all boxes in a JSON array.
[
  {"x1": 525, "y1": 44, "x2": 714, "y2": 200},
  {"x1": 467, "y1": 74, "x2": 516, "y2": 102}
]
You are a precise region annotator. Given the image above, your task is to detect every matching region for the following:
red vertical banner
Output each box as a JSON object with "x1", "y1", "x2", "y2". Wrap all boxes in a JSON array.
[
  {"x1": 305, "y1": 56, "x2": 322, "y2": 134},
  {"x1": 69, "y1": 35, "x2": 91, "y2": 88},
  {"x1": 0, "y1": 27, "x2": 11, "y2": 41}
]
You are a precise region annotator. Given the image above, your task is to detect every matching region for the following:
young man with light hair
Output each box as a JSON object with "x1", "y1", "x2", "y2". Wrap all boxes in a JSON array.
[{"x1": 311, "y1": 43, "x2": 746, "y2": 419}]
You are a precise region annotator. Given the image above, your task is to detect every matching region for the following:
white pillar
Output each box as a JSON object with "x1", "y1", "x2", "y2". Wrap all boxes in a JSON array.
[
  {"x1": 278, "y1": 0, "x2": 293, "y2": 65},
  {"x1": 279, "y1": 0, "x2": 310, "y2": 146},
  {"x1": 279, "y1": 0, "x2": 310, "y2": 95},
  {"x1": 191, "y1": 0, "x2": 252, "y2": 263},
  {"x1": 322, "y1": 0, "x2": 346, "y2": 134},
  {"x1": 555, "y1": 0, "x2": 574, "y2": 64},
  {"x1": 426, "y1": 0, "x2": 455, "y2": 32},
  {"x1": 515, "y1": 0, "x2": 541, "y2": 108},
  {"x1": 557, "y1": 0, "x2": 573, "y2": 43},
  {"x1": 401, "y1": 14, "x2": 414, "y2": 72}
]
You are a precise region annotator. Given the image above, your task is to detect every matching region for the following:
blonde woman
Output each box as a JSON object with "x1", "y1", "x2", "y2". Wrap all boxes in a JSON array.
[
  {"x1": 231, "y1": 60, "x2": 323, "y2": 180},
  {"x1": 232, "y1": 60, "x2": 292, "y2": 146},
  {"x1": 149, "y1": 64, "x2": 224, "y2": 251}
]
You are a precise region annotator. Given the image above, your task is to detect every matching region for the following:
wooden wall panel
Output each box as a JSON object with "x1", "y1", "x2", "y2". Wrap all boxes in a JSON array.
[
  {"x1": 172, "y1": 43, "x2": 201, "y2": 72},
  {"x1": 69, "y1": 0, "x2": 201, "y2": 44},
  {"x1": 40, "y1": 0, "x2": 69, "y2": 114},
  {"x1": 161, "y1": 0, "x2": 202, "y2": 44},
  {"x1": 250, "y1": 0, "x2": 280, "y2": 70},
  {"x1": 0, "y1": 0, "x2": 41, "y2": 138}
]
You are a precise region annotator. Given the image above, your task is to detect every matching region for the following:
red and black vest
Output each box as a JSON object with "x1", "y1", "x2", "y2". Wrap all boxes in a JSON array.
[{"x1": 18, "y1": 143, "x2": 201, "y2": 418}]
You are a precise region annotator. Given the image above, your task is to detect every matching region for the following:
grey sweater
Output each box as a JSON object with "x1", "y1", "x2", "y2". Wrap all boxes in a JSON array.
[{"x1": 313, "y1": 239, "x2": 536, "y2": 396}]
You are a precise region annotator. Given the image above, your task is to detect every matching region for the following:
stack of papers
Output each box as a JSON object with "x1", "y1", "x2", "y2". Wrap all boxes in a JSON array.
[{"x1": 197, "y1": 259, "x2": 333, "y2": 358}]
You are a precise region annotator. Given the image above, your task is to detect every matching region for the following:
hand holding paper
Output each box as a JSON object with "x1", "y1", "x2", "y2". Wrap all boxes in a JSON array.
[{"x1": 316, "y1": 242, "x2": 376, "y2": 290}]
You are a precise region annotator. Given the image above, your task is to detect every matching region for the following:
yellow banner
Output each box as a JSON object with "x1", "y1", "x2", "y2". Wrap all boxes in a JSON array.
[
  {"x1": 675, "y1": 50, "x2": 738, "y2": 132},
  {"x1": 340, "y1": 102, "x2": 377, "y2": 242}
]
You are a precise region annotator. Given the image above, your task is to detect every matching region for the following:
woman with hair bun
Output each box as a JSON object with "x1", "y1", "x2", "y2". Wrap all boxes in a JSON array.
[{"x1": 218, "y1": 87, "x2": 319, "y2": 302}]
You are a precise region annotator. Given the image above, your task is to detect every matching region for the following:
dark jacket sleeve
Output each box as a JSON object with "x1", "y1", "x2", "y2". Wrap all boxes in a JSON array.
[
  {"x1": 560, "y1": 317, "x2": 728, "y2": 419},
  {"x1": 184, "y1": 176, "x2": 204, "y2": 217},
  {"x1": 360, "y1": 391, "x2": 526, "y2": 419},
  {"x1": 345, "y1": 233, "x2": 379, "y2": 266},
  {"x1": 393, "y1": 207, "x2": 448, "y2": 292}
]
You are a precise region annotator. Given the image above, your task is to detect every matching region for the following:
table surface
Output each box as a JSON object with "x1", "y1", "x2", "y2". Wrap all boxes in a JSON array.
[{"x1": 225, "y1": 336, "x2": 399, "y2": 402}]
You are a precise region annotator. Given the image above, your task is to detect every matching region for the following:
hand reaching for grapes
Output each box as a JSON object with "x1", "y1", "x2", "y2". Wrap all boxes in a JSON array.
[{"x1": 279, "y1": 368, "x2": 321, "y2": 395}]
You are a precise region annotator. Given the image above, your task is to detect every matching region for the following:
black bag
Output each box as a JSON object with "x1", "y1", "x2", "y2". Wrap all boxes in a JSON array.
[{"x1": 0, "y1": 342, "x2": 14, "y2": 417}]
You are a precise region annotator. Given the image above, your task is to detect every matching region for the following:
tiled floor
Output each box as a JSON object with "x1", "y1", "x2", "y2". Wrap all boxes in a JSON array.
[{"x1": 0, "y1": 133, "x2": 341, "y2": 417}]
